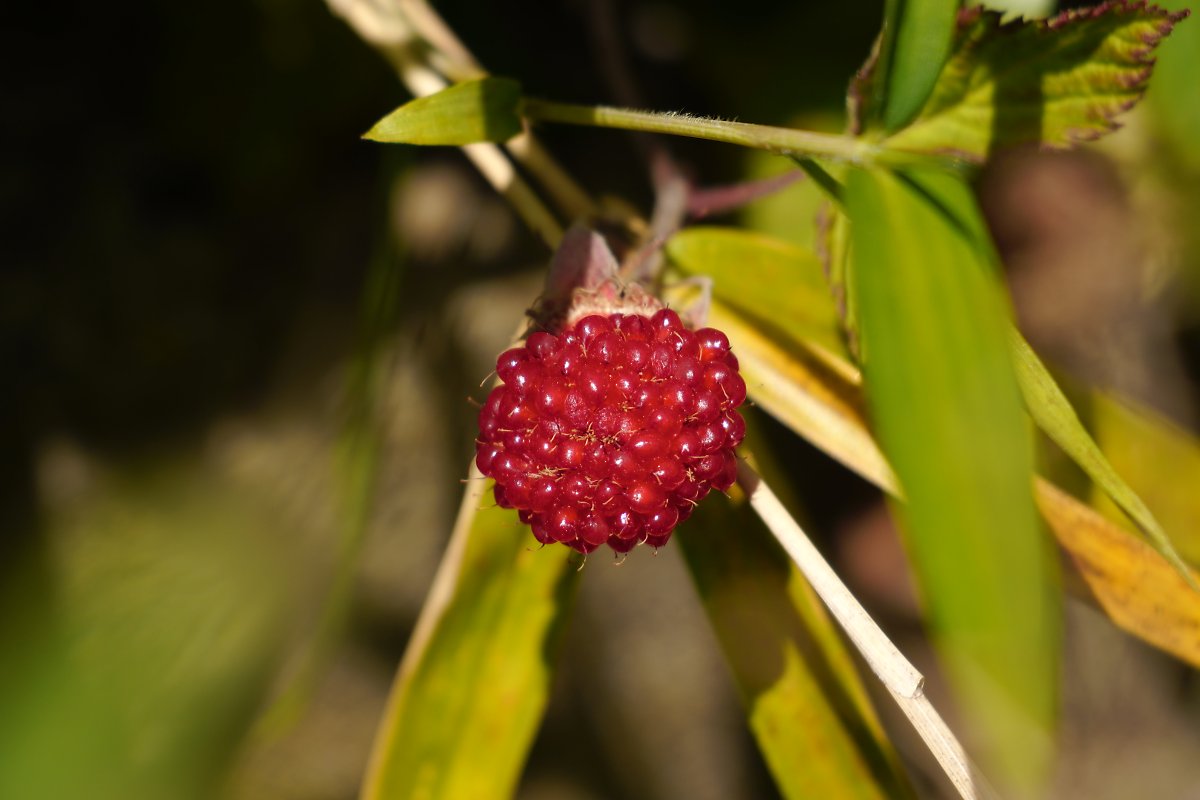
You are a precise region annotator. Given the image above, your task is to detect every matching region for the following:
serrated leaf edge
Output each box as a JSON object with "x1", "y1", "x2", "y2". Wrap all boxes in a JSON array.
[{"x1": 885, "y1": 0, "x2": 1189, "y2": 161}]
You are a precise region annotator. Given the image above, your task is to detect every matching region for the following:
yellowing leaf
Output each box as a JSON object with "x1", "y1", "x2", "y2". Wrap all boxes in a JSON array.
[
  {"x1": 681, "y1": 484, "x2": 915, "y2": 800},
  {"x1": 713, "y1": 275, "x2": 1200, "y2": 675},
  {"x1": 365, "y1": 77, "x2": 523, "y2": 146},
  {"x1": 884, "y1": 2, "x2": 1188, "y2": 161},
  {"x1": 666, "y1": 227, "x2": 851, "y2": 371},
  {"x1": 703, "y1": 302, "x2": 895, "y2": 493},
  {"x1": 1089, "y1": 391, "x2": 1200, "y2": 566},
  {"x1": 1011, "y1": 331, "x2": 1194, "y2": 583},
  {"x1": 1036, "y1": 479, "x2": 1200, "y2": 667},
  {"x1": 361, "y1": 472, "x2": 578, "y2": 800}
]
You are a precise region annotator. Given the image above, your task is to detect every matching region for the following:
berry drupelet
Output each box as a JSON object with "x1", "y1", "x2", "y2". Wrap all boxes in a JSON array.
[{"x1": 475, "y1": 308, "x2": 747, "y2": 554}]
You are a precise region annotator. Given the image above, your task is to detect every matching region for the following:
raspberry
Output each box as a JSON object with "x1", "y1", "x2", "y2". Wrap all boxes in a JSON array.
[{"x1": 476, "y1": 308, "x2": 746, "y2": 554}]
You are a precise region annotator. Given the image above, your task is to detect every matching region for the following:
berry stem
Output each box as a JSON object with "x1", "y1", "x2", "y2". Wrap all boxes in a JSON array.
[{"x1": 737, "y1": 460, "x2": 998, "y2": 800}]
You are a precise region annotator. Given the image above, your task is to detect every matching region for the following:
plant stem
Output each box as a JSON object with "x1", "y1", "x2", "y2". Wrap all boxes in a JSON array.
[
  {"x1": 738, "y1": 460, "x2": 998, "y2": 800},
  {"x1": 793, "y1": 157, "x2": 845, "y2": 208},
  {"x1": 524, "y1": 98, "x2": 886, "y2": 164},
  {"x1": 326, "y1": 0, "x2": 567, "y2": 249},
  {"x1": 505, "y1": 132, "x2": 598, "y2": 221}
]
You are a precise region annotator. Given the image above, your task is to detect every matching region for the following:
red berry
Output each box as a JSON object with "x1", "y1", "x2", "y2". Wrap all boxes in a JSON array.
[
  {"x1": 624, "y1": 340, "x2": 651, "y2": 370},
  {"x1": 475, "y1": 310, "x2": 745, "y2": 553},
  {"x1": 719, "y1": 411, "x2": 746, "y2": 449},
  {"x1": 628, "y1": 480, "x2": 665, "y2": 514},
  {"x1": 576, "y1": 314, "x2": 613, "y2": 340},
  {"x1": 695, "y1": 420, "x2": 725, "y2": 453},
  {"x1": 592, "y1": 331, "x2": 623, "y2": 364},
  {"x1": 628, "y1": 431, "x2": 669, "y2": 461},
  {"x1": 548, "y1": 506, "x2": 581, "y2": 542},
  {"x1": 695, "y1": 328, "x2": 731, "y2": 361},
  {"x1": 649, "y1": 308, "x2": 683, "y2": 335},
  {"x1": 672, "y1": 429, "x2": 701, "y2": 460},
  {"x1": 646, "y1": 505, "x2": 680, "y2": 535},
  {"x1": 580, "y1": 515, "x2": 611, "y2": 546},
  {"x1": 475, "y1": 443, "x2": 502, "y2": 475},
  {"x1": 650, "y1": 457, "x2": 686, "y2": 490},
  {"x1": 527, "y1": 332, "x2": 560, "y2": 360}
]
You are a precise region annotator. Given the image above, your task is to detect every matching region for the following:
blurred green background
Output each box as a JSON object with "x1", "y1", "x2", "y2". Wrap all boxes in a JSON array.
[{"x1": 3, "y1": 1, "x2": 1199, "y2": 798}]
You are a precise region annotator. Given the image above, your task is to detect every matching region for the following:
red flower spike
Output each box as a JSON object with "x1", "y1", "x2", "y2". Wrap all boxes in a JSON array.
[{"x1": 476, "y1": 310, "x2": 746, "y2": 553}]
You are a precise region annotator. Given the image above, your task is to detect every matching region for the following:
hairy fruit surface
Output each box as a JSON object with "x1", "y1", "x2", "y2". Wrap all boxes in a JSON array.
[{"x1": 476, "y1": 308, "x2": 746, "y2": 554}]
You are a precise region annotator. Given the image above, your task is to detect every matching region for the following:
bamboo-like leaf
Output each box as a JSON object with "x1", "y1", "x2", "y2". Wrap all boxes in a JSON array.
[
  {"x1": 846, "y1": 167, "x2": 1058, "y2": 792},
  {"x1": 702, "y1": 220, "x2": 1187, "y2": 591},
  {"x1": 361, "y1": 471, "x2": 578, "y2": 800},
  {"x1": 1088, "y1": 391, "x2": 1200, "y2": 566},
  {"x1": 701, "y1": 301, "x2": 896, "y2": 493},
  {"x1": 1035, "y1": 479, "x2": 1200, "y2": 667},
  {"x1": 681, "y1": 477, "x2": 915, "y2": 800},
  {"x1": 1011, "y1": 332, "x2": 1195, "y2": 583},
  {"x1": 884, "y1": 2, "x2": 1189, "y2": 161},
  {"x1": 666, "y1": 227, "x2": 851, "y2": 372},
  {"x1": 875, "y1": 0, "x2": 961, "y2": 133},
  {"x1": 697, "y1": 269, "x2": 1200, "y2": 672},
  {"x1": 364, "y1": 77, "x2": 523, "y2": 145}
]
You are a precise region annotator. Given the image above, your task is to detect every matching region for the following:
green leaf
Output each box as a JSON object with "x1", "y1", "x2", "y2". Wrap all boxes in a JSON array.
[
  {"x1": 364, "y1": 77, "x2": 523, "y2": 146},
  {"x1": 692, "y1": 271, "x2": 1200, "y2": 670},
  {"x1": 361, "y1": 476, "x2": 578, "y2": 800},
  {"x1": 876, "y1": 0, "x2": 961, "y2": 132},
  {"x1": 1147, "y1": 0, "x2": 1200, "y2": 170},
  {"x1": 680, "y1": 466, "x2": 915, "y2": 800},
  {"x1": 1011, "y1": 331, "x2": 1196, "y2": 585},
  {"x1": 691, "y1": 264, "x2": 1200, "y2": 671},
  {"x1": 884, "y1": 2, "x2": 1188, "y2": 161},
  {"x1": 846, "y1": 167, "x2": 1059, "y2": 792},
  {"x1": 665, "y1": 227, "x2": 850, "y2": 369}
]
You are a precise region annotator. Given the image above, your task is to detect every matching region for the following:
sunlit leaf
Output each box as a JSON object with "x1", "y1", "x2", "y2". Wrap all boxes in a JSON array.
[
  {"x1": 846, "y1": 166, "x2": 1058, "y2": 791},
  {"x1": 666, "y1": 227, "x2": 850, "y2": 369},
  {"x1": 1036, "y1": 479, "x2": 1200, "y2": 667},
  {"x1": 701, "y1": 302, "x2": 895, "y2": 493},
  {"x1": 884, "y1": 2, "x2": 1188, "y2": 161},
  {"x1": 361, "y1": 471, "x2": 578, "y2": 800},
  {"x1": 1011, "y1": 332, "x2": 1195, "y2": 583},
  {"x1": 875, "y1": 0, "x2": 961, "y2": 133},
  {"x1": 1088, "y1": 391, "x2": 1200, "y2": 566},
  {"x1": 704, "y1": 277, "x2": 1200, "y2": 678},
  {"x1": 681, "y1": 468, "x2": 915, "y2": 800},
  {"x1": 364, "y1": 77, "x2": 523, "y2": 146}
]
